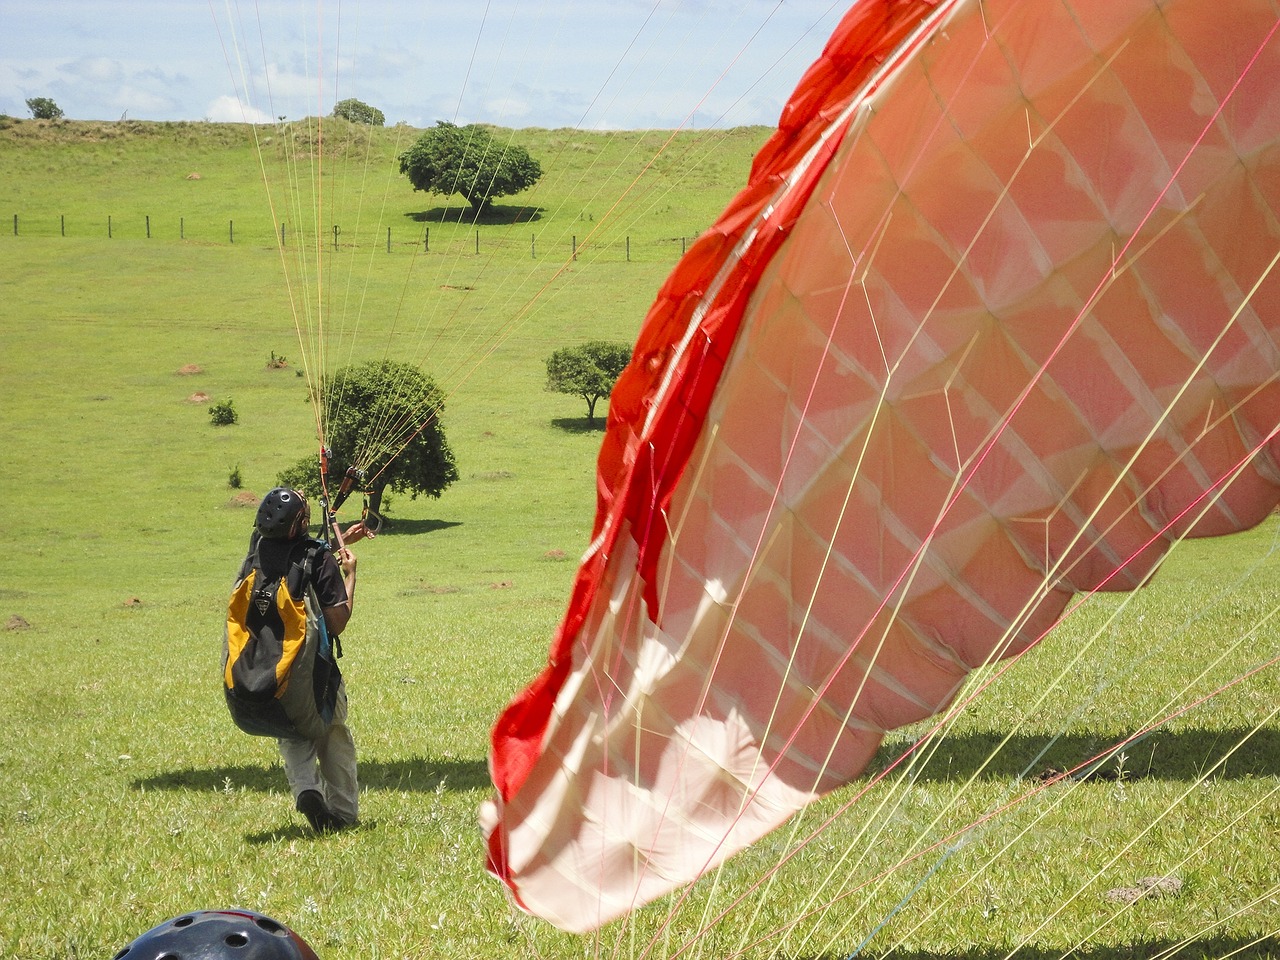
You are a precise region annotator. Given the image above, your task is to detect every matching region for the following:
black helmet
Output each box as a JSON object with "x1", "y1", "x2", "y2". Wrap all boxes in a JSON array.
[
  {"x1": 112, "y1": 909, "x2": 320, "y2": 959},
  {"x1": 256, "y1": 488, "x2": 310, "y2": 539}
]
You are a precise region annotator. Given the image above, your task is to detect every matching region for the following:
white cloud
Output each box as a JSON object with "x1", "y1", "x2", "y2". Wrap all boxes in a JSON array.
[
  {"x1": 110, "y1": 86, "x2": 176, "y2": 119},
  {"x1": 205, "y1": 95, "x2": 272, "y2": 124},
  {"x1": 483, "y1": 97, "x2": 533, "y2": 124},
  {"x1": 262, "y1": 62, "x2": 321, "y2": 102},
  {"x1": 63, "y1": 57, "x2": 126, "y2": 84}
]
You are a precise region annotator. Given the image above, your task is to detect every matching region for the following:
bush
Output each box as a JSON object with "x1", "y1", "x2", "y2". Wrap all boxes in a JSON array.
[
  {"x1": 228, "y1": 465, "x2": 243, "y2": 489},
  {"x1": 209, "y1": 398, "x2": 238, "y2": 426},
  {"x1": 333, "y1": 98, "x2": 385, "y2": 126}
]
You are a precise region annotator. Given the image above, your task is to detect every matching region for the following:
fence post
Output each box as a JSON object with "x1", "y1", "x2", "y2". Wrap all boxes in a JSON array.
[
  {"x1": 280, "y1": 222, "x2": 285, "y2": 247},
  {"x1": 180, "y1": 216, "x2": 184, "y2": 240},
  {"x1": 626, "y1": 236, "x2": 630, "y2": 262},
  {"x1": 61, "y1": 215, "x2": 65, "y2": 237},
  {"x1": 12, "y1": 214, "x2": 16, "y2": 236},
  {"x1": 475, "y1": 230, "x2": 479, "y2": 255},
  {"x1": 387, "y1": 226, "x2": 391, "y2": 253},
  {"x1": 531, "y1": 233, "x2": 536, "y2": 259},
  {"x1": 424, "y1": 227, "x2": 429, "y2": 252},
  {"x1": 108, "y1": 215, "x2": 112, "y2": 239},
  {"x1": 230, "y1": 220, "x2": 234, "y2": 243},
  {"x1": 333, "y1": 224, "x2": 340, "y2": 250},
  {"x1": 572, "y1": 235, "x2": 577, "y2": 261},
  {"x1": 146, "y1": 215, "x2": 151, "y2": 239}
]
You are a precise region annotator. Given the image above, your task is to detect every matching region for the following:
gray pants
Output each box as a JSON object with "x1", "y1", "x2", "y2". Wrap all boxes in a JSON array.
[{"x1": 277, "y1": 683, "x2": 359, "y2": 824}]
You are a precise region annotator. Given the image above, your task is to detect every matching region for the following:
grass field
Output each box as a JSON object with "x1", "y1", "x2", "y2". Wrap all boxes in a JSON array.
[{"x1": 0, "y1": 118, "x2": 1277, "y2": 960}]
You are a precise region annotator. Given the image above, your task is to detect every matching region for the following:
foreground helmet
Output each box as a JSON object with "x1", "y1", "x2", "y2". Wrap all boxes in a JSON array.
[
  {"x1": 112, "y1": 909, "x2": 320, "y2": 960},
  {"x1": 256, "y1": 488, "x2": 309, "y2": 539}
]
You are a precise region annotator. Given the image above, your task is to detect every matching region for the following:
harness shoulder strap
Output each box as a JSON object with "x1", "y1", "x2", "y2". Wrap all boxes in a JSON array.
[
  {"x1": 236, "y1": 532, "x2": 263, "y2": 584},
  {"x1": 295, "y1": 538, "x2": 343, "y2": 659}
]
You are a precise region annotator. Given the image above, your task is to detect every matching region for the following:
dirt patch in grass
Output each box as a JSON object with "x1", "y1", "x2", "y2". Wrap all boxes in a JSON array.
[
  {"x1": 1103, "y1": 876, "x2": 1183, "y2": 904},
  {"x1": 402, "y1": 582, "x2": 461, "y2": 596}
]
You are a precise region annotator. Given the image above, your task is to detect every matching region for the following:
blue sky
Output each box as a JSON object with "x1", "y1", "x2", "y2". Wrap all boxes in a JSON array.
[{"x1": 1, "y1": 0, "x2": 847, "y2": 129}]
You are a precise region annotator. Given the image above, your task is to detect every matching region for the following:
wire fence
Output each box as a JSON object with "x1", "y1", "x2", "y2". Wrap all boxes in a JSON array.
[{"x1": 5, "y1": 211, "x2": 701, "y2": 264}]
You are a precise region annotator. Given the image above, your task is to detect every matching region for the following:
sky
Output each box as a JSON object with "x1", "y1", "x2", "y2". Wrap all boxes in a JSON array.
[{"x1": 1, "y1": 0, "x2": 849, "y2": 130}]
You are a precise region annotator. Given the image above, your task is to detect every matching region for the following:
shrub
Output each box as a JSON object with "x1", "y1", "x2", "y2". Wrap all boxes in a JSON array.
[
  {"x1": 209, "y1": 398, "x2": 238, "y2": 426},
  {"x1": 333, "y1": 98, "x2": 385, "y2": 126}
]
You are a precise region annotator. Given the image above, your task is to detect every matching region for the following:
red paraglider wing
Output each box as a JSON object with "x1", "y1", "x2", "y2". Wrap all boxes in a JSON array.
[{"x1": 485, "y1": 0, "x2": 1280, "y2": 932}]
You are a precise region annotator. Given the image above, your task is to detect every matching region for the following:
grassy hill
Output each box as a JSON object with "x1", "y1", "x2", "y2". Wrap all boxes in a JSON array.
[
  {"x1": 0, "y1": 116, "x2": 773, "y2": 603},
  {"x1": 0, "y1": 117, "x2": 771, "y2": 247}
]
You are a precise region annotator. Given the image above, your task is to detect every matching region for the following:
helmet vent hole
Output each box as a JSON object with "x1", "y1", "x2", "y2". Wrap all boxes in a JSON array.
[
  {"x1": 255, "y1": 916, "x2": 285, "y2": 934},
  {"x1": 111, "y1": 950, "x2": 130, "y2": 960},
  {"x1": 225, "y1": 932, "x2": 250, "y2": 947},
  {"x1": 174, "y1": 916, "x2": 195, "y2": 928}
]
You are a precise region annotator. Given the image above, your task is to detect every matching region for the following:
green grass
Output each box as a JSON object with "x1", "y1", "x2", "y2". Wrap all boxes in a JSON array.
[{"x1": 0, "y1": 119, "x2": 1277, "y2": 960}]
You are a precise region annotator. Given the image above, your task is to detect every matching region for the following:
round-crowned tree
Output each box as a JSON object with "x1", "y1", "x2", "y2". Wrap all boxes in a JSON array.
[
  {"x1": 26, "y1": 97, "x2": 64, "y2": 120},
  {"x1": 545, "y1": 341, "x2": 632, "y2": 428},
  {"x1": 398, "y1": 121, "x2": 542, "y2": 213},
  {"x1": 277, "y1": 360, "x2": 458, "y2": 525}
]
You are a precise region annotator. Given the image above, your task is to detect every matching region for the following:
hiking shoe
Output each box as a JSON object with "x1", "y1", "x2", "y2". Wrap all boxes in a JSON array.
[{"x1": 295, "y1": 789, "x2": 340, "y2": 833}]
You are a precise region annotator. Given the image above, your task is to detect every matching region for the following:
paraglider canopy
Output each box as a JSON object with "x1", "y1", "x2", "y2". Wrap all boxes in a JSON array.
[{"x1": 483, "y1": 0, "x2": 1280, "y2": 933}]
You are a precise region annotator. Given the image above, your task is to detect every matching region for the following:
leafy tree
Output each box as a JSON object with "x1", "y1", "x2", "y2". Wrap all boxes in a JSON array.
[
  {"x1": 398, "y1": 121, "x2": 542, "y2": 213},
  {"x1": 277, "y1": 360, "x2": 458, "y2": 524},
  {"x1": 26, "y1": 97, "x2": 63, "y2": 120},
  {"x1": 333, "y1": 98, "x2": 385, "y2": 126},
  {"x1": 546, "y1": 341, "x2": 632, "y2": 428}
]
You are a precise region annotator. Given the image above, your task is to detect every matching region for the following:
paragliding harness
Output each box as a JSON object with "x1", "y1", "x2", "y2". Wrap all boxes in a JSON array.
[{"x1": 222, "y1": 535, "x2": 343, "y2": 741}]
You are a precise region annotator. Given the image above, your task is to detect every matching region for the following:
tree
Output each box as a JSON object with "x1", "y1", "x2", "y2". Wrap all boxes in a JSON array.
[
  {"x1": 546, "y1": 341, "x2": 632, "y2": 428},
  {"x1": 277, "y1": 360, "x2": 458, "y2": 524},
  {"x1": 333, "y1": 98, "x2": 384, "y2": 126},
  {"x1": 398, "y1": 121, "x2": 542, "y2": 213},
  {"x1": 26, "y1": 97, "x2": 63, "y2": 120}
]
